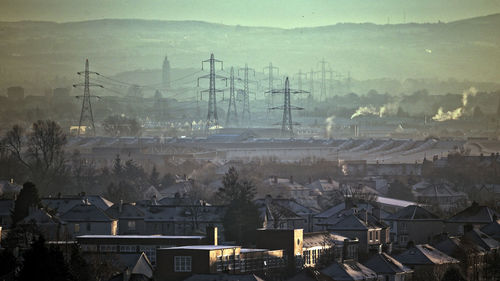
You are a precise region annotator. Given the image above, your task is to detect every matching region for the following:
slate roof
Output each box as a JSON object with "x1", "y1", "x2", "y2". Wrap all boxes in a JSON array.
[
  {"x1": 303, "y1": 232, "x2": 348, "y2": 249},
  {"x1": 320, "y1": 260, "x2": 378, "y2": 281},
  {"x1": 414, "y1": 183, "x2": 467, "y2": 198},
  {"x1": 363, "y1": 252, "x2": 413, "y2": 275},
  {"x1": 327, "y1": 212, "x2": 387, "y2": 231},
  {"x1": 42, "y1": 195, "x2": 113, "y2": 215},
  {"x1": 446, "y1": 202, "x2": 499, "y2": 224},
  {"x1": 480, "y1": 220, "x2": 500, "y2": 241},
  {"x1": 136, "y1": 205, "x2": 226, "y2": 223},
  {"x1": 386, "y1": 205, "x2": 439, "y2": 221},
  {"x1": 434, "y1": 236, "x2": 485, "y2": 257},
  {"x1": 0, "y1": 181, "x2": 22, "y2": 195},
  {"x1": 395, "y1": 244, "x2": 459, "y2": 265},
  {"x1": 106, "y1": 203, "x2": 145, "y2": 220},
  {"x1": 21, "y1": 208, "x2": 61, "y2": 225},
  {"x1": 464, "y1": 228, "x2": 500, "y2": 251},
  {"x1": 60, "y1": 204, "x2": 115, "y2": 222}
]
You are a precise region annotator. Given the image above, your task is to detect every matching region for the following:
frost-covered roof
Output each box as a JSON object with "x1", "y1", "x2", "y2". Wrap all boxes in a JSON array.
[
  {"x1": 321, "y1": 260, "x2": 378, "y2": 281},
  {"x1": 386, "y1": 205, "x2": 439, "y2": 221},
  {"x1": 364, "y1": 252, "x2": 413, "y2": 275},
  {"x1": 447, "y1": 202, "x2": 499, "y2": 224},
  {"x1": 395, "y1": 244, "x2": 459, "y2": 265}
]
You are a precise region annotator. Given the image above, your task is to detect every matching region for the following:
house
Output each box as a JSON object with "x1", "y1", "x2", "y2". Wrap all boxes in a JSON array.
[
  {"x1": 313, "y1": 200, "x2": 390, "y2": 232},
  {"x1": 19, "y1": 208, "x2": 65, "y2": 240},
  {"x1": 320, "y1": 210, "x2": 390, "y2": 254},
  {"x1": 42, "y1": 195, "x2": 113, "y2": 216},
  {"x1": 105, "y1": 201, "x2": 145, "y2": 235},
  {"x1": 302, "y1": 232, "x2": 353, "y2": 268},
  {"x1": 385, "y1": 205, "x2": 443, "y2": 247},
  {"x1": 412, "y1": 181, "x2": 468, "y2": 211},
  {"x1": 434, "y1": 227, "x2": 499, "y2": 281},
  {"x1": 480, "y1": 219, "x2": 500, "y2": 241},
  {"x1": 0, "y1": 180, "x2": 21, "y2": 197},
  {"x1": 77, "y1": 226, "x2": 218, "y2": 265},
  {"x1": 255, "y1": 196, "x2": 314, "y2": 231},
  {"x1": 363, "y1": 252, "x2": 413, "y2": 281},
  {"x1": 445, "y1": 202, "x2": 499, "y2": 235},
  {"x1": 395, "y1": 244, "x2": 460, "y2": 281},
  {"x1": 319, "y1": 260, "x2": 378, "y2": 281},
  {"x1": 108, "y1": 252, "x2": 154, "y2": 281},
  {"x1": 136, "y1": 204, "x2": 226, "y2": 238},
  {"x1": 155, "y1": 245, "x2": 284, "y2": 281},
  {"x1": 60, "y1": 203, "x2": 117, "y2": 238}
]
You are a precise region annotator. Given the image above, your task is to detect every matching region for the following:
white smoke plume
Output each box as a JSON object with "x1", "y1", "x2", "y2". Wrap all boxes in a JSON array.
[
  {"x1": 325, "y1": 115, "x2": 335, "y2": 138},
  {"x1": 350, "y1": 105, "x2": 379, "y2": 119},
  {"x1": 432, "y1": 87, "x2": 477, "y2": 122},
  {"x1": 379, "y1": 102, "x2": 399, "y2": 117}
]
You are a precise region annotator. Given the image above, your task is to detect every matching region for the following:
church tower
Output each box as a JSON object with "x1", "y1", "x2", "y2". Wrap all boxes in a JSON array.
[{"x1": 162, "y1": 55, "x2": 171, "y2": 89}]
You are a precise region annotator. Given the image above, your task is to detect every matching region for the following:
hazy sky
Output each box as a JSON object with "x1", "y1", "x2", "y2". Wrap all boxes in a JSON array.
[{"x1": 1, "y1": 0, "x2": 500, "y2": 27}]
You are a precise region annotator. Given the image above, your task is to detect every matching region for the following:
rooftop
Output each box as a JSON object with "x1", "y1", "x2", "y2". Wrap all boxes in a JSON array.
[
  {"x1": 396, "y1": 244, "x2": 459, "y2": 265},
  {"x1": 386, "y1": 205, "x2": 439, "y2": 221}
]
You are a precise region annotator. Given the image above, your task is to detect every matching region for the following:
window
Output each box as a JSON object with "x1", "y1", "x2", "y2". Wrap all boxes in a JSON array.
[
  {"x1": 128, "y1": 221, "x2": 136, "y2": 230},
  {"x1": 120, "y1": 245, "x2": 137, "y2": 253},
  {"x1": 369, "y1": 231, "x2": 373, "y2": 242},
  {"x1": 81, "y1": 244, "x2": 97, "y2": 252},
  {"x1": 99, "y1": 245, "x2": 117, "y2": 252},
  {"x1": 174, "y1": 256, "x2": 192, "y2": 272},
  {"x1": 375, "y1": 231, "x2": 379, "y2": 241},
  {"x1": 74, "y1": 224, "x2": 80, "y2": 233}
]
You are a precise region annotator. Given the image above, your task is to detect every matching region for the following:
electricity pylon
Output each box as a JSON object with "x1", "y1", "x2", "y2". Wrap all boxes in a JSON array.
[
  {"x1": 317, "y1": 58, "x2": 331, "y2": 101},
  {"x1": 238, "y1": 63, "x2": 256, "y2": 127},
  {"x1": 267, "y1": 77, "x2": 308, "y2": 137},
  {"x1": 263, "y1": 62, "x2": 281, "y2": 112},
  {"x1": 225, "y1": 67, "x2": 238, "y2": 127},
  {"x1": 73, "y1": 59, "x2": 103, "y2": 136},
  {"x1": 197, "y1": 53, "x2": 226, "y2": 133}
]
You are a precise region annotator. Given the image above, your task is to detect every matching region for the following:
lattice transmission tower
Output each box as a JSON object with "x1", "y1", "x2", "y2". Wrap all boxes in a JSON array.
[
  {"x1": 197, "y1": 54, "x2": 226, "y2": 133},
  {"x1": 267, "y1": 77, "x2": 308, "y2": 137},
  {"x1": 225, "y1": 67, "x2": 239, "y2": 127},
  {"x1": 73, "y1": 59, "x2": 102, "y2": 136},
  {"x1": 263, "y1": 62, "x2": 281, "y2": 112},
  {"x1": 238, "y1": 63, "x2": 256, "y2": 127}
]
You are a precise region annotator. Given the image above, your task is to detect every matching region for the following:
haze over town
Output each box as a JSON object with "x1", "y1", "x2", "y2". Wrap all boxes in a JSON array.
[{"x1": 0, "y1": 1, "x2": 500, "y2": 281}]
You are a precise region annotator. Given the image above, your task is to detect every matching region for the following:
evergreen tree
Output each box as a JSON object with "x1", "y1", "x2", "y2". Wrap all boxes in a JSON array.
[
  {"x1": 18, "y1": 236, "x2": 72, "y2": 281},
  {"x1": 149, "y1": 165, "x2": 160, "y2": 187},
  {"x1": 12, "y1": 182, "x2": 40, "y2": 225},
  {"x1": 217, "y1": 167, "x2": 261, "y2": 245},
  {"x1": 69, "y1": 245, "x2": 91, "y2": 281}
]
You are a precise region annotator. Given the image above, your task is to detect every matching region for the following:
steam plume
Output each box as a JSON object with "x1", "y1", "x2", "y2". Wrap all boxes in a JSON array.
[
  {"x1": 432, "y1": 87, "x2": 477, "y2": 122},
  {"x1": 325, "y1": 115, "x2": 335, "y2": 138}
]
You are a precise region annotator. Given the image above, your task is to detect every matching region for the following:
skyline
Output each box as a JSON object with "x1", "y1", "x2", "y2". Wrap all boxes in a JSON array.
[{"x1": 1, "y1": 0, "x2": 500, "y2": 28}]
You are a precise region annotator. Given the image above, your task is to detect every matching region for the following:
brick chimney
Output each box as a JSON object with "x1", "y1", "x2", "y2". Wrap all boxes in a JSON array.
[{"x1": 206, "y1": 226, "x2": 218, "y2": 245}]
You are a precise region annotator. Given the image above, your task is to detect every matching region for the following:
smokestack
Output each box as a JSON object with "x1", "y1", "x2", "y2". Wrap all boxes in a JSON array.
[
  {"x1": 273, "y1": 176, "x2": 278, "y2": 184},
  {"x1": 308, "y1": 176, "x2": 312, "y2": 184},
  {"x1": 119, "y1": 200, "x2": 123, "y2": 213},
  {"x1": 289, "y1": 176, "x2": 294, "y2": 184}
]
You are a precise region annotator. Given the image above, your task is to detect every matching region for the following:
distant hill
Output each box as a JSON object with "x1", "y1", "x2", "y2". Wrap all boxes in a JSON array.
[{"x1": 0, "y1": 14, "x2": 499, "y2": 85}]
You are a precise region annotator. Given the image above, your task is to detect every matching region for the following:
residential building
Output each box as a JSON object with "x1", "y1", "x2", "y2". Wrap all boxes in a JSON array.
[
  {"x1": 320, "y1": 210, "x2": 390, "y2": 254},
  {"x1": 60, "y1": 203, "x2": 117, "y2": 238},
  {"x1": 412, "y1": 181, "x2": 468, "y2": 211},
  {"x1": 385, "y1": 205, "x2": 443, "y2": 247},
  {"x1": 395, "y1": 244, "x2": 460, "y2": 281},
  {"x1": 42, "y1": 195, "x2": 113, "y2": 216},
  {"x1": 480, "y1": 219, "x2": 500, "y2": 241},
  {"x1": 363, "y1": 252, "x2": 413, "y2": 281},
  {"x1": 106, "y1": 201, "x2": 145, "y2": 235},
  {"x1": 255, "y1": 196, "x2": 313, "y2": 231},
  {"x1": 445, "y1": 202, "x2": 499, "y2": 235}
]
